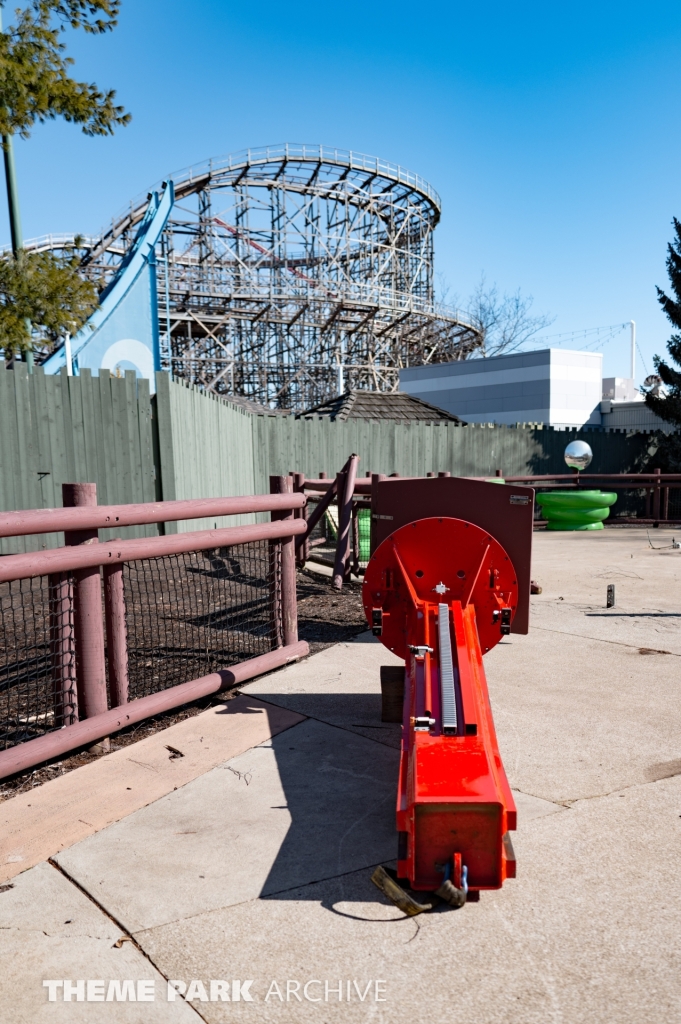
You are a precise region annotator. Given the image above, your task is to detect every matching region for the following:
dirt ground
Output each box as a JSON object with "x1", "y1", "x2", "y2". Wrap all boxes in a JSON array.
[{"x1": 0, "y1": 567, "x2": 368, "y2": 802}]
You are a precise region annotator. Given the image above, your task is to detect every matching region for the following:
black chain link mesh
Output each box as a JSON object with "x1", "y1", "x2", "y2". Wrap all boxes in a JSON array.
[
  {"x1": 0, "y1": 574, "x2": 77, "y2": 751},
  {"x1": 123, "y1": 542, "x2": 279, "y2": 699},
  {"x1": 0, "y1": 540, "x2": 280, "y2": 751}
]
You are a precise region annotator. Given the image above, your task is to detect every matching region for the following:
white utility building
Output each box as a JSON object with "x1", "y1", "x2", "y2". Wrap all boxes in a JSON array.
[{"x1": 400, "y1": 349, "x2": 603, "y2": 428}]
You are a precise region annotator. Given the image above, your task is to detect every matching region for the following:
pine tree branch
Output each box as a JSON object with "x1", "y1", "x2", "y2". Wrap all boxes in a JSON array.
[
  {"x1": 0, "y1": 2, "x2": 129, "y2": 138},
  {"x1": 0, "y1": 248, "x2": 98, "y2": 357}
]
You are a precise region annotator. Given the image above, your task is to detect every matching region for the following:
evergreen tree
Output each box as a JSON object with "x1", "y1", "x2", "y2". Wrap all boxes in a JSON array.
[
  {"x1": 642, "y1": 218, "x2": 681, "y2": 470},
  {"x1": 0, "y1": 2, "x2": 129, "y2": 361},
  {"x1": 0, "y1": 1, "x2": 129, "y2": 139},
  {"x1": 0, "y1": 242, "x2": 98, "y2": 358}
]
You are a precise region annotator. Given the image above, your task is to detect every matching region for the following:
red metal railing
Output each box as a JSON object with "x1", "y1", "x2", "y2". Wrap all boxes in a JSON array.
[
  {"x1": 301, "y1": 467, "x2": 681, "y2": 527},
  {"x1": 0, "y1": 484, "x2": 309, "y2": 780},
  {"x1": 503, "y1": 470, "x2": 681, "y2": 522}
]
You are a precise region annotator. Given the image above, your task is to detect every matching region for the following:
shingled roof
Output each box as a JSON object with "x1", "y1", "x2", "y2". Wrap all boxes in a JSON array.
[
  {"x1": 298, "y1": 389, "x2": 464, "y2": 423},
  {"x1": 223, "y1": 394, "x2": 288, "y2": 416}
]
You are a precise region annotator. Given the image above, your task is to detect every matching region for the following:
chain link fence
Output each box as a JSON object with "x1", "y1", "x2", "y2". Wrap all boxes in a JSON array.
[
  {"x1": 0, "y1": 575, "x2": 77, "y2": 751},
  {"x1": 124, "y1": 542, "x2": 279, "y2": 699},
  {"x1": 0, "y1": 540, "x2": 280, "y2": 751}
]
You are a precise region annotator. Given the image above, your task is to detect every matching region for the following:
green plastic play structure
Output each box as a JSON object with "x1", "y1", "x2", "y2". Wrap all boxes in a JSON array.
[
  {"x1": 535, "y1": 490, "x2": 617, "y2": 531},
  {"x1": 325, "y1": 507, "x2": 372, "y2": 560}
]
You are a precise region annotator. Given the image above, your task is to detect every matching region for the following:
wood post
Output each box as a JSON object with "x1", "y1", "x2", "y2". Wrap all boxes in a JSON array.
[
  {"x1": 63, "y1": 483, "x2": 109, "y2": 750},
  {"x1": 103, "y1": 561, "x2": 129, "y2": 707}
]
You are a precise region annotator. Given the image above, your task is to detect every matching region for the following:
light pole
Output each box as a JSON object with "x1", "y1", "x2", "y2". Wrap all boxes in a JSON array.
[
  {"x1": 0, "y1": 7, "x2": 33, "y2": 372},
  {"x1": 630, "y1": 320, "x2": 636, "y2": 382},
  {"x1": 63, "y1": 333, "x2": 73, "y2": 376}
]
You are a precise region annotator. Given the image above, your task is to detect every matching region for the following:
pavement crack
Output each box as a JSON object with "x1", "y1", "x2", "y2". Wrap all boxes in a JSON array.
[
  {"x1": 533, "y1": 625, "x2": 681, "y2": 656},
  {"x1": 46, "y1": 859, "x2": 207, "y2": 1020},
  {"x1": 559, "y1": 771, "x2": 681, "y2": 806},
  {"x1": 134, "y1": 861, "x2": 401, "y2": 934}
]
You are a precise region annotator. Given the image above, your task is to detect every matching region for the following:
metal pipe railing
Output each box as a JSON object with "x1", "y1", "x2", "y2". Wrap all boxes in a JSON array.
[
  {"x1": 0, "y1": 492, "x2": 305, "y2": 539},
  {"x1": 0, "y1": 642, "x2": 308, "y2": 781},
  {"x1": 0, "y1": 519, "x2": 307, "y2": 584},
  {"x1": 302, "y1": 477, "x2": 372, "y2": 494},
  {"x1": 504, "y1": 473, "x2": 681, "y2": 482},
  {"x1": 63, "y1": 484, "x2": 108, "y2": 735},
  {"x1": 0, "y1": 484, "x2": 310, "y2": 778}
]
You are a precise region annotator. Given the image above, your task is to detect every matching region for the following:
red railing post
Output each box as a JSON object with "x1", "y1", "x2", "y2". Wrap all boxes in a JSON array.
[
  {"x1": 333, "y1": 454, "x2": 359, "y2": 590},
  {"x1": 370, "y1": 472, "x2": 387, "y2": 556},
  {"x1": 270, "y1": 475, "x2": 298, "y2": 647},
  {"x1": 281, "y1": 479, "x2": 298, "y2": 646},
  {"x1": 653, "y1": 468, "x2": 661, "y2": 521},
  {"x1": 351, "y1": 502, "x2": 360, "y2": 575},
  {"x1": 268, "y1": 477, "x2": 284, "y2": 648},
  {"x1": 292, "y1": 472, "x2": 307, "y2": 568},
  {"x1": 49, "y1": 571, "x2": 77, "y2": 726},
  {"x1": 103, "y1": 560, "x2": 129, "y2": 707},
  {"x1": 63, "y1": 484, "x2": 108, "y2": 743}
]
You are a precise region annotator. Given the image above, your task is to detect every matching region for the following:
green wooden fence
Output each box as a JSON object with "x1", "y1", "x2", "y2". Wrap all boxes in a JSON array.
[
  {"x1": 0, "y1": 366, "x2": 662, "y2": 554},
  {"x1": 0, "y1": 365, "x2": 158, "y2": 553},
  {"x1": 252, "y1": 412, "x2": 657, "y2": 482}
]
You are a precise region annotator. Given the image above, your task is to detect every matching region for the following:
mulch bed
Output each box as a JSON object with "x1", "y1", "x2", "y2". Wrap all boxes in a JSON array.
[{"x1": 0, "y1": 567, "x2": 368, "y2": 802}]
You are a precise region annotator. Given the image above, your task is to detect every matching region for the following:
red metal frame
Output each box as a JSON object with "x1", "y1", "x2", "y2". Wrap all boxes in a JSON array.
[
  {"x1": 370, "y1": 475, "x2": 534, "y2": 634},
  {"x1": 363, "y1": 517, "x2": 519, "y2": 895}
]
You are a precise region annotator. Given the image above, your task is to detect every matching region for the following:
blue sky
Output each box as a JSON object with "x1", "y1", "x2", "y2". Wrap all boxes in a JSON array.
[{"x1": 3, "y1": 0, "x2": 681, "y2": 383}]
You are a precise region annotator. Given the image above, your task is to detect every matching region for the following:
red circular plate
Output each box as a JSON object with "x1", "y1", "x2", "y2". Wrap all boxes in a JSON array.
[{"x1": 362, "y1": 517, "x2": 519, "y2": 658}]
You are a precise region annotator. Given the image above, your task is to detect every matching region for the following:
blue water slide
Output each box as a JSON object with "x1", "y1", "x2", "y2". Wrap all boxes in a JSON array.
[{"x1": 43, "y1": 182, "x2": 174, "y2": 392}]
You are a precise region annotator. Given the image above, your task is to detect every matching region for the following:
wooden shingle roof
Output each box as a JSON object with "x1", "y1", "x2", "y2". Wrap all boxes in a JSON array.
[
  {"x1": 224, "y1": 394, "x2": 288, "y2": 416},
  {"x1": 298, "y1": 389, "x2": 464, "y2": 423}
]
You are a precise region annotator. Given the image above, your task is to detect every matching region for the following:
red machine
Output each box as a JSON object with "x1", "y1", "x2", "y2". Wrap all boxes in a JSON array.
[{"x1": 364, "y1": 478, "x2": 534, "y2": 913}]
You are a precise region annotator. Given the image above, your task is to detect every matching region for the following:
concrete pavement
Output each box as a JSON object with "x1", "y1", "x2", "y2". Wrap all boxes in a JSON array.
[{"x1": 1, "y1": 529, "x2": 680, "y2": 1023}]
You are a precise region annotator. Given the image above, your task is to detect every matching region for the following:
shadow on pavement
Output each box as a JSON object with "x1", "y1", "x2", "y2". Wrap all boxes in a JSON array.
[{"x1": 217, "y1": 694, "x2": 400, "y2": 903}]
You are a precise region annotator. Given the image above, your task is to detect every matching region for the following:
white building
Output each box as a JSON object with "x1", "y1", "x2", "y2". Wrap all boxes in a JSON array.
[{"x1": 400, "y1": 349, "x2": 603, "y2": 428}]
